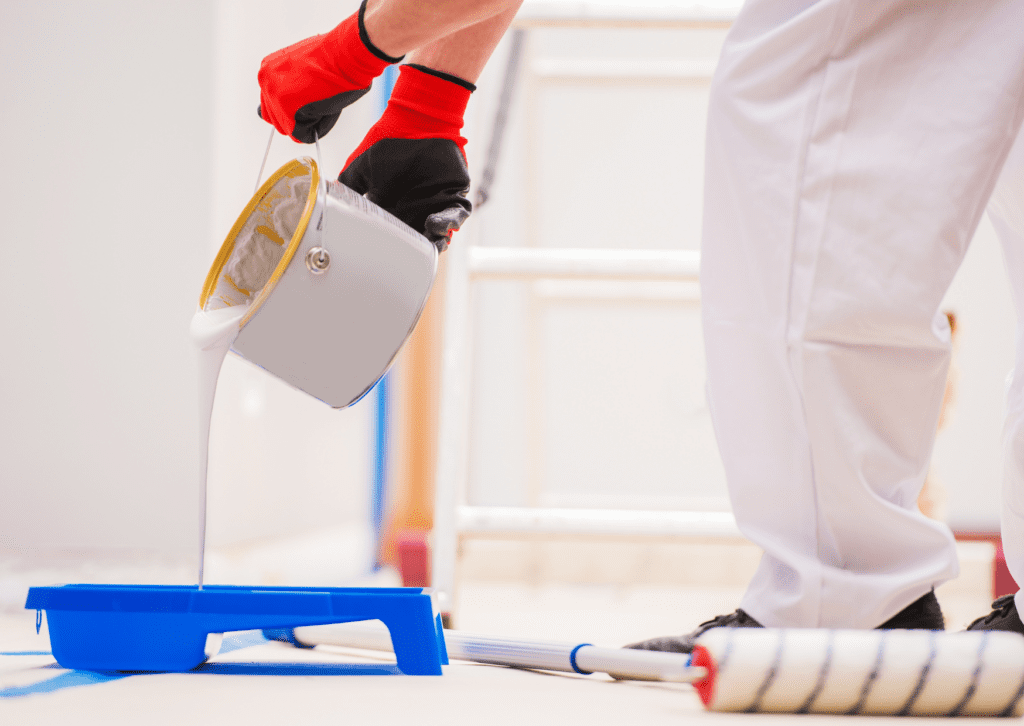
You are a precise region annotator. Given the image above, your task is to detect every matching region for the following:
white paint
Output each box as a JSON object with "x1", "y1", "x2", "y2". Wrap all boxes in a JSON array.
[
  {"x1": 190, "y1": 304, "x2": 246, "y2": 585},
  {"x1": 220, "y1": 176, "x2": 309, "y2": 302}
]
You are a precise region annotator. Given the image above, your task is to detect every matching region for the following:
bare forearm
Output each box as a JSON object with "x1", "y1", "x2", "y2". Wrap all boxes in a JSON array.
[
  {"x1": 363, "y1": 0, "x2": 522, "y2": 65},
  {"x1": 405, "y1": 3, "x2": 522, "y2": 83}
]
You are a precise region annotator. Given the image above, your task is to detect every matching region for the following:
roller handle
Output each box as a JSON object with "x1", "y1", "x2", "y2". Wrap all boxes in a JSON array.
[{"x1": 277, "y1": 623, "x2": 710, "y2": 684}]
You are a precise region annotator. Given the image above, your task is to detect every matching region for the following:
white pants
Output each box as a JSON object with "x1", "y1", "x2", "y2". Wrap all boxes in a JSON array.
[{"x1": 703, "y1": 0, "x2": 1024, "y2": 628}]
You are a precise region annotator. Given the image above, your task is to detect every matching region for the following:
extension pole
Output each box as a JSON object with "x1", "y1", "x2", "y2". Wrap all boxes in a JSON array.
[{"x1": 284, "y1": 622, "x2": 706, "y2": 683}]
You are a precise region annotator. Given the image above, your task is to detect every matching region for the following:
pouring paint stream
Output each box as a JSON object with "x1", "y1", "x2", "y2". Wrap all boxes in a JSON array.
[{"x1": 189, "y1": 305, "x2": 246, "y2": 587}]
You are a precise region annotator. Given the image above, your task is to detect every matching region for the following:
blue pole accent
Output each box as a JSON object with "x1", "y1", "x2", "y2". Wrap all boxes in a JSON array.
[
  {"x1": 569, "y1": 643, "x2": 595, "y2": 675},
  {"x1": 370, "y1": 63, "x2": 400, "y2": 568},
  {"x1": 376, "y1": 64, "x2": 399, "y2": 117},
  {"x1": 372, "y1": 372, "x2": 390, "y2": 566}
]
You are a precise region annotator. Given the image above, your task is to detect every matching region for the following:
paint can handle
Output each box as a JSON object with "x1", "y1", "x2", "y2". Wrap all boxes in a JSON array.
[
  {"x1": 253, "y1": 126, "x2": 275, "y2": 194},
  {"x1": 313, "y1": 130, "x2": 327, "y2": 252}
]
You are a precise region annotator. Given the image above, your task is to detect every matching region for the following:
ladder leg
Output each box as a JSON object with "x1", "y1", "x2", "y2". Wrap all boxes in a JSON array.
[{"x1": 431, "y1": 223, "x2": 473, "y2": 622}]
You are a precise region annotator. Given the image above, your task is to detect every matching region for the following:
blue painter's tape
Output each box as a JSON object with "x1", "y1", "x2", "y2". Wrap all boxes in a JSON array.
[
  {"x1": 569, "y1": 644, "x2": 594, "y2": 675},
  {"x1": 261, "y1": 628, "x2": 309, "y2": 648},
  {"x1": 0, "y1": 630, "x2": 271, "y2": 699},
  {"x1": 196, "y1": 662, "x2": 403, "y2": 676},
  {"x1": 0, "y1": 669, "x2": 128, "y2": 699},
  {"x1": 219, "y1": 630, "x2": 268, "y2": 654}
]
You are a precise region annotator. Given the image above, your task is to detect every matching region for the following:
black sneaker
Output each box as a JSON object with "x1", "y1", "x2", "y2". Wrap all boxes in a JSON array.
[
  {"x1": 966, "y1": 594, "x2": 1024, "y2": 634},
  {"x1": 625, "y1": 590, "x2": 944, "y2": 654},
  {"x1": 877, "y1": 590, "x2": 944, "y2": 630},
  {"x1": 625, "y1": 609, "x2": 762, "y2": 654}
]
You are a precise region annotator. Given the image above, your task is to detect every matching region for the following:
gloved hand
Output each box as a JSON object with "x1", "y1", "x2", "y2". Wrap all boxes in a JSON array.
[
  {"x1": 257, "y1": 1, "x2": 401, "y2": 144},
  {"x1": 340, "y1": 138, "x2": 472, "y2": 251},
  {"x1": 339, "y1": 64, "x2": 475, "y2": 251}
]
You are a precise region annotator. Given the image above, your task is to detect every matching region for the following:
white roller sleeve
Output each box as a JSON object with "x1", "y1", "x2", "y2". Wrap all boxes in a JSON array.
[
  {"x1": 291, "y1": 622, "x2": 704, "y2": 682},
  {"x1": 695, "y1": 628, "x2": 1024, "y2": 716}
]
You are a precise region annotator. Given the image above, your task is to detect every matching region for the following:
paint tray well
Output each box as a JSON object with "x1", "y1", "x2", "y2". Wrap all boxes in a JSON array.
[{"x1": 26, "y1": 584, "x2": 447, "y2": 674}]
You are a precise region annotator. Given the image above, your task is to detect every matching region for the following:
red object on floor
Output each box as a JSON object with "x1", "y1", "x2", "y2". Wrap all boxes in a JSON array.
[
  {"x1": 397, "y1": 531, "x2": 431, "y2": 588},
  {"x1": 994, "y1": 542, "x2": 1019, "y2": 598},
  {"x1": 691, "y1": 645, "x2": 717, "y2": 707},
  {"x1": 955, "y1": 531, "x2": 1019, "y2": 600}
]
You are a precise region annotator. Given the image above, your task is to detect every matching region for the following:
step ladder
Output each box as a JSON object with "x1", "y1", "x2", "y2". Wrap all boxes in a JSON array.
[{"x1": 430, "y1": 2, "x2": 743, "y2": 619}]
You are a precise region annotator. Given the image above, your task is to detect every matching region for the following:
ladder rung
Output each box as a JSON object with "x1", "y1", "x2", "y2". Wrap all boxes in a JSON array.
[
  {"x1": 456, "y1": 506, "x2": 740, "y2": 539},
  {"x1": 467, "y1": 247, "x2": 700, "y2": 280}
]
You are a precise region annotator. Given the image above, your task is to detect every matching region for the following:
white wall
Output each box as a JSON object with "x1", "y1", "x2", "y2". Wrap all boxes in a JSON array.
[
  {"x1": 935, "y1": 219, "x2": 1016, "y2": 531},
  {"x1": 0, "y1": 0, "x2": 379, "y2": 579},
  {"x1": 0, "y1": 1, "x2": 215, "y2": 559}
]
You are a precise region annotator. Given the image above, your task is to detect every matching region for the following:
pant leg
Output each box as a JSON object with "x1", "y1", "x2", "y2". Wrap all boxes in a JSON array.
[
  {"x1": 702, "y1": 0, "x2": 1024, "y2": 628},
  {"x1": 989, "y1": 131, "x2": 1024, "y2": 613}
]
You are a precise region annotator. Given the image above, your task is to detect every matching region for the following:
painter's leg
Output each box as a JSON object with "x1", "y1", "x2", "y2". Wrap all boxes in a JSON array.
[
  {"x1": 987, "y1": 131, "x2": 1024, "y2": 624},
  {"x1": 702, "y1": 0, "x2": 1024, "y2": 628}
]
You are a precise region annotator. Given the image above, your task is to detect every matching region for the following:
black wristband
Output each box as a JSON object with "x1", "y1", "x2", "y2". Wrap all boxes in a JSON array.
[
  {"x1": 405, "y1": 63, "x2": 477, "y2": 93},
  {"x1": 358, "y1": 0, "x2": 405, "y2": 64}
]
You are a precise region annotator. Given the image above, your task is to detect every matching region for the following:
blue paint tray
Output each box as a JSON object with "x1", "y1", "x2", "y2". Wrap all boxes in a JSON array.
[{"x1": 26, "y1": 584, "x2": 447, "y2": 674}]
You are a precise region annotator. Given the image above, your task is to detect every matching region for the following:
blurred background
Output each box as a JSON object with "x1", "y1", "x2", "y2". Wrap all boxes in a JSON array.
[{"x1": 0, "y1": 0, "x2": 1014, "y2": 636}]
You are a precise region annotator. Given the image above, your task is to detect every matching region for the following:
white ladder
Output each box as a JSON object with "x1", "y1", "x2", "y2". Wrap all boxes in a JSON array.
[
  {"x1": 430, "y1": 240, "x2": 744, "y2": 616},
  {"x1": 429, "y1": 3, "x2": 743, "y2": 619}
]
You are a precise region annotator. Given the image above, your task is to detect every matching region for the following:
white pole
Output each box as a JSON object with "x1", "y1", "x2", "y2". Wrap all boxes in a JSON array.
[{"x1": 290, "y1": 621, "x2": 704, "y2": 683}]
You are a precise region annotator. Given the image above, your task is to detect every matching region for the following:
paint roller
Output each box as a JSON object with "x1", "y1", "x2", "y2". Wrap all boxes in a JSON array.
[{"x1": 265, "y1": 623, "x2": 1024, "y2": 716}]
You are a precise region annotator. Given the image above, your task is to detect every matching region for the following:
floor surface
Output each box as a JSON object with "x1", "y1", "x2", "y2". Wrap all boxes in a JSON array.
[{"x1": 0, "y1": 570, "x2": 1008, "y2": 725}]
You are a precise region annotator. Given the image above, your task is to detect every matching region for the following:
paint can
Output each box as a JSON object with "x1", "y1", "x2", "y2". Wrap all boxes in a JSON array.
[{"x1": 198, "y1": 157, "x2": 437, "y2": 407}]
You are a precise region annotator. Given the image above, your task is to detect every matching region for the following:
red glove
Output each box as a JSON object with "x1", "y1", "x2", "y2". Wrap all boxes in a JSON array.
[
  {"x1": 257, "y1": 0, "x2": 401, "y2": 144},
  {"x1": 339, "y1": 64, "x2": 475, "y2": 250}
]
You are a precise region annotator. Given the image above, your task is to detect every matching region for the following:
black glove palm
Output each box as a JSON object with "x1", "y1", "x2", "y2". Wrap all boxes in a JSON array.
[{"x1": 339, "y1": 137, "x2": 472, "y2": 251}]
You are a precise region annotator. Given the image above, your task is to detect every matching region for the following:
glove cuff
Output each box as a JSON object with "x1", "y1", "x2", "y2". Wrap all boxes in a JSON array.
[
  {"x1": 404, "y1": 63, "x2": 477, "y2": 93},
  {"x1": 321, "y1": 6, "x2": 396, "y2": 89},
  {"x1": 387, "y1": 64, "x2": 473, "y2": 138}
]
